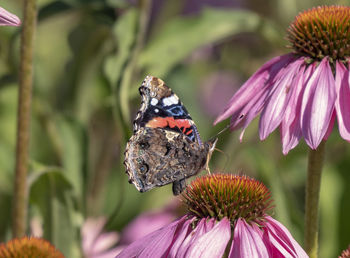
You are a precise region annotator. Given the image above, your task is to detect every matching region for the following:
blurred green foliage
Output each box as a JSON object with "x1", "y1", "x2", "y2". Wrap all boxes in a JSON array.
[{"x1": 0, "y1": 0, "x2": 349, "y2": 257}]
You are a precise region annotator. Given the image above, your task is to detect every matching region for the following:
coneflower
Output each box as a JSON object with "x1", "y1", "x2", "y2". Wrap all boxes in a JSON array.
[
  {"x1": 215, "y1": 5, "x2": 350, "y2": 154},
  {"x1": 117, "y1": 174, "x2": 307, "y2": 258}
]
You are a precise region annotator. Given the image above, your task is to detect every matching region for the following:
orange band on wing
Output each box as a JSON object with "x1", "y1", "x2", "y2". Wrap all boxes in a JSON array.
[{"x1": 146, "y1": 117, "x2": 192, "y2": 131}]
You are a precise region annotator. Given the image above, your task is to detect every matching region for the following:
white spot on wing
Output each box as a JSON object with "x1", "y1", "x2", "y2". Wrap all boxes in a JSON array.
[
  {"x1": 155, "y1": 108, "x2": 159, "y2": 113},
  {"x1": 150, "y1": 98, "x2": 158, "y2": 106},
  {"x1": 162, "y1": 95, "x2": 179, "y2": 106}
]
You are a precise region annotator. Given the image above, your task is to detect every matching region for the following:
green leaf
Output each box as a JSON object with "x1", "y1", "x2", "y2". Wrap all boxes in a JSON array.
[
  {"x1": 104, "y1": 8, "x2": 138, "y2": 87},
  {"x1": 139, "y1": 7, "x2": 279, "y2": 77},
  {"x1": 54, "y1": 115, "x2": 87, "y2": 202},
  {"x1": 29, "y1": 169, "x2": 81, "y2": 257}
]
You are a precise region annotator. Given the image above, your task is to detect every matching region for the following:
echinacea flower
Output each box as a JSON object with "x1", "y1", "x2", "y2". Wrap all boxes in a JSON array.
[
  {"x1": 214, "y1": 6, "x2": 350, "y2": 154},
  {"x1": 117, "y1": 174, "x2": 307, "y2": 258},
  {"x1": 0, "y1": 236, "x2": 64, "y2": 257},
  {"x1": 0, "y1": 6, "x2": 21, "y2": 26}
]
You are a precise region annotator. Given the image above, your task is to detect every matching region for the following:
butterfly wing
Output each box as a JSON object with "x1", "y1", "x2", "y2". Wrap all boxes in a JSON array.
[
  {"x1": 133, "y1": 76, "x2": 202, "y2": 144},
  {"x1": 124, "y1": 76, "x2": 212, "y2": 195},
  {"x1": 124, "y1": 127, "x2": 209, "y2": 194}
]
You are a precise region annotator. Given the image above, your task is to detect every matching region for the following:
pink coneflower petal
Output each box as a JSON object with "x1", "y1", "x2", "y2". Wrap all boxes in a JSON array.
[
  {"x1": 300, "y1": 58, "x2": 336, "y2": 149},
  {"x1": 82, "y1": 218, "x2": 111, "y2": 255},
  {"x1": 93, "y1": 232, "x2": 119, "y2": 254},
  {"x1": 185, "y1": 218, "x2": 231, "y2": 258},
  {"x1": 0, "y1": 7, "x2": 21, "y2": 26},
  {"x1": 323, "y1": 110, "x2": 336, "y2": 140},
  {"x1": 214, "y1": 54, "x2": 295, "y2": 125},
  {"x1": 167, "y1": 218, "x2": 194, "y2": 257},
  {"x1": 116, "y1": 216, "x2": 186, "y2": 258},
  {"x1": 176, "y1": 218, "x2": 216, "y2": 256},
  {"x1": 264, "y1": 217, "x2": 308, "y2": 258},
  {"x1": 335, "y1": 61, "x2": 350, "y2": 141},
  {"x1": 119, "y1": 211, "x2": 175, "y2": 244},
  {"x1": 229, "y1": 218, "x2": 269, "y2": 258},
  {"x1": 259, "y1": 59, "x2": 304, "y2": 140},
  {"x1": 281, "y1": 63, "x2": 313, "y2": 154}
]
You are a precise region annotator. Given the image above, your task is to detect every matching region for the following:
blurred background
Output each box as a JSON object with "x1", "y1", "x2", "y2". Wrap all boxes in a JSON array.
[{"x1": 0, "y1": 0, "x2": 349, "y2": 257}]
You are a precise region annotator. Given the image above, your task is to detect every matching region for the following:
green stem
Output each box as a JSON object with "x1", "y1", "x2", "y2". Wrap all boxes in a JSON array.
[
  {"x1": 304, "y1": 141, "x2": 326, "y2": 258},
  {"x1": 12, "y1": 0, "x2": 36, "y2": 238},
  {"x1": 119, "y1": 0, "x2": 152, "y2": 127}
]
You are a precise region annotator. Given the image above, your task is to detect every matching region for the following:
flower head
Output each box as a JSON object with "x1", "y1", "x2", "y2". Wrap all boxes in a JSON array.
[
  {"x1": 0, "y1": 236, "x2": 64, "y2": 257},
  {"x1": 215, "y1": 5, "x2": 350, "y2": 154},
  {"x1": 117, "y1": 174, "x2": 307, "y2": 258},
  {"x1": 0, "y1": 7, "x2": 21, "y2": 26}
]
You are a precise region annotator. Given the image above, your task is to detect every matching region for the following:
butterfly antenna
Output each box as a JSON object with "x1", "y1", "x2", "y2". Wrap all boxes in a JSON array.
[
  {"x1": 208, "y1": 124, "x2": 230, "y2": 142},
  {"x1": 214, "y1": 147, "x2": 230, "y2": 171}
]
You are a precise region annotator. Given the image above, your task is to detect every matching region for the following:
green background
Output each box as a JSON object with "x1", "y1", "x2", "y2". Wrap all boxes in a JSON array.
[{"x1": 0, "y1": 0, "x2": 349, "y2": 257}]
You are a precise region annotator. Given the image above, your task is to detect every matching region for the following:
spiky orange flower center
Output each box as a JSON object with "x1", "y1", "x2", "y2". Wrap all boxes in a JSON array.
[
  {"x1": 182, "y1": 174, "x2": 274, "y2": 225},
  {"x1": 287, "y1": 5, "x2": 350, "y2": 61},
  {"x1": 0, "y1": 237, "x2": 64, "y2": 258}
]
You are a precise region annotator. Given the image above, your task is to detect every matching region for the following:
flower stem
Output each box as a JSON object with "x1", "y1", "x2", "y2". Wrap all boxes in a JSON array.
[
  {"x1": 304, "y1": 141, "x2": 326, "y2": 258},
  {"x1": 12, "y1": 0, "x2": 36, "y2": 237},
  {"x1": 119, "y1": 0, "x2": 152, "y2": 127}
]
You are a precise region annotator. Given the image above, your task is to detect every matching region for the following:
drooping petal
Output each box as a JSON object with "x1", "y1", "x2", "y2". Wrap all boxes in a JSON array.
[
  {"x1": 259, "y1": 59, "x2": 304, "y2": 140},
  {"x1": 116, "y1": 216, "x2": 186, "y2": 258},
  {"x1": 334, "y1": 61, "x2": 350, "y2": 141},
  {"x1": 176, "y1": 218, "x2": 216, "y2": 257},
  {"x1": 185, "y1": 218, "x2": 231, "y2": 258},
  {"x1": 119, "y1": 211, "x2": 175, "y2": 244},
  {"x1": 214, "y1": 54, "x2": 295, "y2": 125},
  {"x1": 323, "y1": 110, "x2": 336, "y2": 140},
  {"x1": 167, "y1": 217, "x2": 194, "y2": 257},
  {"x1": 229, "y1": 218, "x2": 269, "y2": 258},
  {"x1": 300, "y1": 58, "x2": 336, "y2": 149},
  {"x1": 263, "y1": 216, "x2": 308, "y2": 258},
  {"x1": 281, "y1": 63, "x2": 314, "y2": 154},
  {"x1": 82, "y1": 218, "x2": 112, "y2": 255},
  {"x1": 93, "y1": 232, "x2": 119, "y2": 254},
  {"x1": 0, "y1": 7, "x2": 21, "y2": 26}
]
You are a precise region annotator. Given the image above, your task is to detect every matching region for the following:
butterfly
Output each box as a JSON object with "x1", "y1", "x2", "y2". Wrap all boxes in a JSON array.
[{"x1": 124, "y1": 76, "x2": 217, "y2": 195}]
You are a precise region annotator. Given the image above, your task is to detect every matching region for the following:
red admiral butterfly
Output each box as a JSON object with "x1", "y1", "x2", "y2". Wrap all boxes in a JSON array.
[{"x1": 124, "y1": 76, "x2": 217, "y2": 195}]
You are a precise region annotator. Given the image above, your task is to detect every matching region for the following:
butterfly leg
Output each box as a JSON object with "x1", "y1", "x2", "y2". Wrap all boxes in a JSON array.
[{"x1": 172, "y1": 178, "x2": 186, "y2": 195}]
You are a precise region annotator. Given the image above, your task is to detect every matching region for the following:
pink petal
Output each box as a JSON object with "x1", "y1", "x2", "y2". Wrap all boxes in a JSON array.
[
  {"x1": 82, "y1": 217, "x2": 110, "y2": 255},
  {"x1": 281, "y1": 63, "x2": 314, "y2": 154},
  {"x1": 176, "y1": 218, "x2": 216, "y2": 257},
  {"x1": 116, "y1": 216, "x2": 186, "y2": 258},
  {"x1": 229, "y1": 218, "x2": 269, "y2": 258},
  {"x1": 119, "y1": 212, "x2": 175, "y2": 244},
  {"x1": 300, "y1": 58, "x2": 336, "y2": 149},
  {"x1": 263, "y1": 216, "x2": 308, "y2": 258},
  {"x1": 214, "y1": 54, "x2": 295, "y2": 125},
  {"x1": 185, "y1": 218, "x2": 231, "y2": 258},
  {"x1": 93, "y1": 232, "x2": 119, "y2": 254},
  {"x1": 323, "y1": 110, "x2": 335, "y2": 140},
  {"x1": 259, "y1": 59, "x2": 304, "y2": 140},
  {"x1": 167, "y1": 217, "x2": 194, "y2": 257},
  {"x1": 334, "y1": 61, "x2": 350, "y2": 141},
  {"x1": 0, "y1": 7, "x2": 21, "y2": 26}
]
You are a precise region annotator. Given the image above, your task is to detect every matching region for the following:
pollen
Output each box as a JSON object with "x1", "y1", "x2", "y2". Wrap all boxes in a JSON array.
[
  {"x1": 287, "y1": 5, "x2": 350, "y2": 61},
  {"x1": 182, "y1": 174, "x2": 274, "y2": 225}
]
